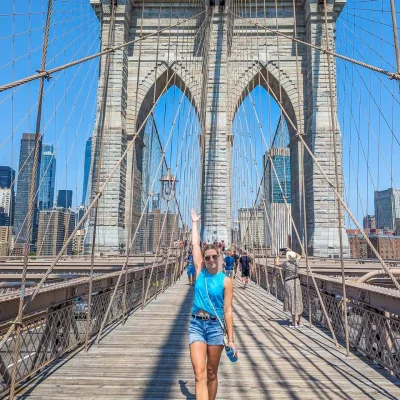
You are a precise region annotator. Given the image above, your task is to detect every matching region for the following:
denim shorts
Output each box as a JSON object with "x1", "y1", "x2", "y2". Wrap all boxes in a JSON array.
[
  {"x1": 187, "y1": 266, "x2": 196, "y2": 277},
  {"x1": 188, "y1": 316, "x2": 224, "y2": 346}
]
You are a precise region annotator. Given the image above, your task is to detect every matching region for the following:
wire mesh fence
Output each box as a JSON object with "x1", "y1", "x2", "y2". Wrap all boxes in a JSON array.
[
  {"x1": 254, "y1": 262, "x2": 400, "y2": 378},
  {"x1": 0, "y1": 261, "x2": 179, "y2": 395}
]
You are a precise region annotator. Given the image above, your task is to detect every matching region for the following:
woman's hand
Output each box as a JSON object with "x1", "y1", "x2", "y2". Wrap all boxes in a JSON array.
[
  {"x1": 229, "y1": 342, "x2": 238, "y2": 358},
  {"x1": 191, "y1": 209, "x2": 201, "y2": 223}
]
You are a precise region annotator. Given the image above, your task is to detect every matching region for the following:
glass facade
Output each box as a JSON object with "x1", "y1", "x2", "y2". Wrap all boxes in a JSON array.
[
  {"x1": 82, "y1": 137, "x2": 92, "y2": 206},
  {"x1": 57, "y1": 189, "x2": 73, "y2": 209},
  {"x1": 14, "y1": 133, "x2": 42, "y2": 245},
  {"x1": 269, "y1": 154, "x2": 291, "y2": 204},
  {"x1": 38, "y1": 144, "x2": 56, "y2": 210}
]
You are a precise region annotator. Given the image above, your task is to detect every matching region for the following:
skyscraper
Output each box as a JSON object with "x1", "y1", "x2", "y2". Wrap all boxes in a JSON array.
[
  {"x1": 37, "y1": 208, "x2": 76, "y2": 256},
  {"x1": 14, "y1": 133, "x2": 42, "y2": 246},
  {"x1": 375, "y1": 188, "x2": 400, "y2": 230},
  {"x1": 38, "y1": 144, "x2": 56, "y2": 210},
  {"x1": 57, "y1": 189, "x2": 73, "y2": 209},
  {"x1": 82, "y1": 137, "x2": 92, "y2": 206},
  {"x1": 263, "y1": 147, "x2": 291, "y2": 254},
  {"x1": 0, "y1": 166, "x2": 15, "y2": 226},
  {"x1": 238, "y1": 207, "x2": 265, "y2": 248}
]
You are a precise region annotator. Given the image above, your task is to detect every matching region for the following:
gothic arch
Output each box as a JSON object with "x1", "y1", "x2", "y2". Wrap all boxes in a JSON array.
[
  {"x1": 230, "y1": 61, "x2": 301, "y2": 137},
  {"x1": 132, "y1": 61, "x2": 202, "y2": 137}
]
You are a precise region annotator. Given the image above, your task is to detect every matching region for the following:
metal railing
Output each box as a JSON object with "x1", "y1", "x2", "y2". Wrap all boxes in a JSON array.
[
  {"x1": 253, "y1": 262, "x2": 400, "y2": 378},
  {"x1": 0, "y1": 258, "x2": 183, "y2": 396}
]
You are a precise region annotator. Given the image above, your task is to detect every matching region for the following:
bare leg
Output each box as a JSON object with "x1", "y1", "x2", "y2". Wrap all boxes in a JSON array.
[
  {"x1": 190, "y1": 342, "x2": 208, "y2": 399},
  {"x1": 207, "y1": 345, "x2": 223, "y2": 400},
  {"x1": 297, "y1": 314, "x2": 302, "y2": 325},
  {"x1": 292, "y1": 315, "x2": 297, "y2": 326}
]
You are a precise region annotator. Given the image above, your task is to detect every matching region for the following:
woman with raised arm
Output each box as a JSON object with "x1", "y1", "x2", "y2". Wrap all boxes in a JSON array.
[{"x1": 189, "y1": 209, "x2": 237, "y2": 400}]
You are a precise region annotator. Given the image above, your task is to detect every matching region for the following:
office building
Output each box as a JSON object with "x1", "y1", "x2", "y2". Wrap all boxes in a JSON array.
[
  {"x1": 363, "y1": 214, "x2": 376, "y2": 230},
  {"x1": 0, "y1": 166, "x2": 15, "y2": 225},
  {"x1": 57, "y1": 189, "x2": 73, "y2": 209},
  {"x1": 82, "y1": 137, "x2": 92, "y2": 206},
  {"x1": 0, "y1": 189, "x2": 13, "y2": 226},
  {"x1": 348, "y1": 232, "x2": 400, "y2": 259},
  {"x1": 36, "y1": 208, "x2": 75, "y2": 256},
  {"x1": 14, "y1": 133, "x2": 42, "y2": 245},
  {"x1": 38, "y1": 144, "x2": 56, "y2": 210},
  {"x1": 140, "y1": 210, "x2": 179, "y2": 253},
  {"x1": 0, "y1": 226, "x2": 12, "y2": 256},
  {"x1": 72, "y1": 229, "x2": 85, "y2": 255},
  {"x1": 375, "y1": 188, "x2": 400, "y2": 231},
  {"x1": 263, "y1": 147, "x2": 291, "y2": 254},
  {"x1": 238, "y1": 207, "x2": 265, "y2": 248}
]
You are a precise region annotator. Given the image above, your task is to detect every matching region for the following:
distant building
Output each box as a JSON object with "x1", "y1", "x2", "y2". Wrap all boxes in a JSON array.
[
  {"x1": 38, "y1": 144, "x2": 56, "y2": 210},
  {"x1": 263, "y1": 147, "x2": 291, "y2": 254},
  {"x1": 348, "y1": 233, "x2": 400, "y2": 259},
  {"x1": 72, "y1": 229, "x2": 85, "y2": 255},
  {"x1": 363, "y1": 215, "x2": 376, "y2": 230},
  {"x1": 57, "y1": 189, "x2": 73, "y2": 209},
  {"x1": 14, "y1": 133, "x2": 42, "y2": 246},
  {"x1": 0, "y1": 189, "x2": 12, "y2": 226},
  {"x1": 152, "y1": 193, "x2": 160, "y2": 211},
  {"x1": 0, "y1": 226, "x2": 12, "y2": 257},
  {"x1": 0, "y1": 166, "x2": 15, "y2": 225},
  {"x1": 140, "y1": 210, "x2": 179, "y2": 253},
  {"x1": 36, "y1": 208, "x2": 75, "y2": 256},
  {"x1": 375, "y1": 188, "x2": 400, "y2": 231},
  {"x1": 82, "y1": 137, "x2": 92, "y2": 206},
  {"x1": 76, "y1": 205, "x2": 87, "y2": 226},
  {"x1": 238, "y1": 207, "x2": 265, "y2": 249}
]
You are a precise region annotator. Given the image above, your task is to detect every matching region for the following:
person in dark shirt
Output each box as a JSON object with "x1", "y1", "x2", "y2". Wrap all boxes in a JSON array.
[
  {"x1": 239, "y1": 251, "x2": 252, "y2": 288},
  {"x1": 232, "y1": 250, "x2": 240, "y2": 275}
]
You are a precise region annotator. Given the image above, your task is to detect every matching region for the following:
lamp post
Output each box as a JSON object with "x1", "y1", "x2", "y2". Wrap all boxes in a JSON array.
[{"x1": 160, "y1": 167, "x2": 178, "y2": 201}]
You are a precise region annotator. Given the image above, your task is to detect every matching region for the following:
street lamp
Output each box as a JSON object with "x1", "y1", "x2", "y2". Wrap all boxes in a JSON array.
[{"x1": 160, "y1": 167, "x2": 178, "y2": 201}]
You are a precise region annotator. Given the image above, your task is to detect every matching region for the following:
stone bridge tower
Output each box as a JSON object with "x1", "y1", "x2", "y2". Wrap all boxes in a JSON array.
[{"x1": 86, "y1": 0, "x2": 349, "y2": 257}]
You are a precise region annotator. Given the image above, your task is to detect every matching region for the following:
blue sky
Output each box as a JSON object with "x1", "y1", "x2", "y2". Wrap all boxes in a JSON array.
[{"x1": 0, "y1": 0, "x2": 399, "y2": 230}]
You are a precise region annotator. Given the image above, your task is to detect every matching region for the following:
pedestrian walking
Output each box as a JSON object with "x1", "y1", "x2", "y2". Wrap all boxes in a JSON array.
[
  {"x1": 223, "y1": 252, "x2": 235, "y2": 278},
  {"x1": 274, "y1": 248, "x2": 303, "y2": 328},
  {"x1": 186, "y1": 250, "x2": 196, "y2": 286},
  {"x1": 239, "y1": 251, "x2": 252, "y2": 288},
  {"x1": 232, "y1": 250, "x2": 239, "y2": 275},
  {"x1": 189, "y1": 209, "x2": 237, "y2": 400}
]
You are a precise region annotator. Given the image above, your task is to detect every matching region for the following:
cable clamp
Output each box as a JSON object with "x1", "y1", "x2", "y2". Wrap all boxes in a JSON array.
[
  {"x1": 95, "y1": 190, "x2": 103, "y2": 198},
  {"x1": 11, "y1": 321, "x2": 24, "y2": 328},
  {"x1": 37, "y1": 69, "x2": 52, "y2": 81},
  {"x1": 105, "y1": 47, "x2": 116, "y2": 53}
]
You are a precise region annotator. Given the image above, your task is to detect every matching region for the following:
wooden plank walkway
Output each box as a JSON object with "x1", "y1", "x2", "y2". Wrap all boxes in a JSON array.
[{"x1": 17, "y1": 277, "x2": 400, "y2": 399}]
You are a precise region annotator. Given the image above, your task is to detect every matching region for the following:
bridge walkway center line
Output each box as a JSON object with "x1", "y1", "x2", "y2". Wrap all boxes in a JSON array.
[{"x1": 15, "y1": 277, "x2": 400, "y2": 399}]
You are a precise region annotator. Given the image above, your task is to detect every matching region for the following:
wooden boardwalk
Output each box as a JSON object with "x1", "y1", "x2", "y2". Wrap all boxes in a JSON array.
[{"x1": 17, "y1": 277, "x2": 400, "y2": 399}]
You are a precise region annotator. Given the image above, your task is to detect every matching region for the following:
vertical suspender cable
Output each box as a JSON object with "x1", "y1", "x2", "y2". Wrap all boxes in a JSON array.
[
  {"x1": 85, "y1": 0, "x2": 117, "y2": 351},
  {"x1": 291, "y1": 0, "x2": 313, "y2": 327},
  {"x1": 322, "y1": 0, "x2": 350, "y2": 356},
  {"x1": 9, "y1": 1, "x2": 53, "y2": 397}
]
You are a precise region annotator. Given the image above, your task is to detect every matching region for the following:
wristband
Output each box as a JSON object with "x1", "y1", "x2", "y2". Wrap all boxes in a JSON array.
[{"x1": 228, "y1": 339, "x2": 235, "y2": 343}]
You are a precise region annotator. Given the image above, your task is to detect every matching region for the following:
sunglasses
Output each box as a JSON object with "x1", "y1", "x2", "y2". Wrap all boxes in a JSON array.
[{"x1": 204, "y1": 254, "x2": 218, "y2": 261}]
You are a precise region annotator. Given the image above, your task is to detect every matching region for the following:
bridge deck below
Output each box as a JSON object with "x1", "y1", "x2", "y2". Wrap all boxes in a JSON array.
[{"x1": 17, "y1": 278, "x2": 400, "y2": 399}]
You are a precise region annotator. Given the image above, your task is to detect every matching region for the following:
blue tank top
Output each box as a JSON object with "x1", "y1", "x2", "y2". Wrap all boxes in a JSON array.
[{"x1": 192, "y1": 269, "x2": 225, "y2": 320}]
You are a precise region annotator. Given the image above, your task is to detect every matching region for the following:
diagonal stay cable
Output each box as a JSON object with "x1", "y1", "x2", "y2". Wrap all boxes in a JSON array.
[
  {"x1": 228, "y1": 10, "x2": 400, "y2": 81},
  {"x1": 0, "y1": 10, "x2": 206, "y2": 93}
]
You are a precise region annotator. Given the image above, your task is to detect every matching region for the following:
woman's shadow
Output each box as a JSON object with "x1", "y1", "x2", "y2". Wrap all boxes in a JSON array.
[{"x1": 178, "y1": 380, "x2": 195, "y2": 399}]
